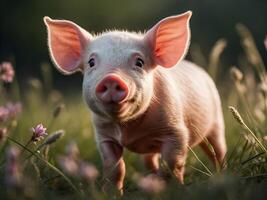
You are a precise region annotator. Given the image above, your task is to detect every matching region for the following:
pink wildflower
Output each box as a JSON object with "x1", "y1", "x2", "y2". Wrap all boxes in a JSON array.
[
  {"x1": 0, "y1": 102, "x2": 22, "y2": 122},
  {"x1": 4, "y1": 147, "x2": 22, "y2": 188},
  {"x1": 58, "y1": 142, "x2": 79, "y2": 175},
  {"x1": 58, "y1": 155, "x2": 79, "y2": 176},
  {"x1": 0, "y1": 107, "x2": 9, "y2": 122},
  {"x1": 6, "y1": 102, "x2": 22, "y2": 119},
  {"x1": 0, "y1": 62, "x2": 15, "y2": 83},
  {"x1": 137, "y1": 174, "x2": 166, "y2": 194},
  {"x1": 80, "y1": 162, "x2": 99, "y2": 182},
  {"x1": 31, "y1": 124, "x2": 48, "y2": 143},
  {"x1": 66, "y1": 141, "x2": 80, "y2": 158},
  {"x1": 58, "y1": 141, "x2": 98, "y2": 182}
]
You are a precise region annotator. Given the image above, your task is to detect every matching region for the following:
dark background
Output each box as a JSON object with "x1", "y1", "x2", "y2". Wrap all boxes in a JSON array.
[{"x1": 1, "y1": 0, "x2": 266, "y2": 91}]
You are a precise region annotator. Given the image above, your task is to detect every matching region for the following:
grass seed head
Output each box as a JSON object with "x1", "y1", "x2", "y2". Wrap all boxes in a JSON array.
[
  {"x1": 28, "y1": 78, "x2": 42, "y2": 90},
  {"x1": 229, "y1": 106, "x2": 245, "y2": 126},
  {"x1": 230, "y1": 67, "x2": 243, "y2": 82},
  {"x1": 254, "y1": 108, "x2": 265, "y2": 122},
  {"x1": 43, "y1": 130, "x2": 65, "y2": 145},
  {"x1": 53, "y1": 103, "x2": 65, "y2": 118},
  {"x1": 259, "y1": 82, "x2": 267, "y2": 93}
]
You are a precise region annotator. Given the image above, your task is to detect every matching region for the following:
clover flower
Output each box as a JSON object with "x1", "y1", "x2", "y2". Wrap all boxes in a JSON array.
[
  {"x1": 0, "y1": 62, "x2": 15, "y2": 83},
  {"x1": 31, "y1": 124, "x2": 48, "y2": 143}
]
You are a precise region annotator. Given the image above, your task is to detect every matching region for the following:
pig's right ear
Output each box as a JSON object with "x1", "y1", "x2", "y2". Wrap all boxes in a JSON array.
[
  {"x1": 144, "y1": 11, "x2": 192, "y2": 68},
  {"x1": 44, "y1": 17, "x2": 92, "y2": 74}
]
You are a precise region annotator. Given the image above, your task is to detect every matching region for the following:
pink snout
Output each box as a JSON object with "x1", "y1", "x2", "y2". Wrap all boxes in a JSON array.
[{"x1": 95, "y1": 75, "x2": 129, "y2": 103}]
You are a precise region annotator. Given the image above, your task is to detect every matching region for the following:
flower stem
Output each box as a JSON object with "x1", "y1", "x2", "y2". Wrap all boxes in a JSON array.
[{"x1": 19, "y1": 139, "x2": 32, "y2": 156}]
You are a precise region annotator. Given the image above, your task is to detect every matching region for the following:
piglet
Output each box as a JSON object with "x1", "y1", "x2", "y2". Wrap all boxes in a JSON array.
[{"x1": 44, "y1": 11, "x2": 226, "y2": 192}]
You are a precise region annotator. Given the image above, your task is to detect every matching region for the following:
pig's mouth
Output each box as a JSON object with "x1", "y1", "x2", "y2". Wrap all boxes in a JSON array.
[
  {"x1": 100, "y1": 96, "x2": 138, "y2": 121},
  {"x1": 102, "y1": 98, "x2": 132, "y2": 114}
]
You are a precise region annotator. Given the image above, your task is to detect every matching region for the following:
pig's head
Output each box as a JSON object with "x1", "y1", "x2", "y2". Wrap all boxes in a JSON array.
[{"x1": 44, "y1": 11, "x2": 191, "y2": 122}]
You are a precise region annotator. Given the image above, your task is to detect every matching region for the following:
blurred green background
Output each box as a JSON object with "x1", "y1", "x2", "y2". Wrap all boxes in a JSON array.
[{"x1": 1, "y1": 0, "x2": 267, "y2": 91}]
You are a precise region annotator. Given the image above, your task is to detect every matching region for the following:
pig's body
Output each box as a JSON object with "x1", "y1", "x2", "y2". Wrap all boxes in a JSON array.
[
  {"x1": 44, "y1": 11, "x2": 226, "y2": 193},
  {"x1": 94, "y1": 60, "x2": 224, "y2": 154}
]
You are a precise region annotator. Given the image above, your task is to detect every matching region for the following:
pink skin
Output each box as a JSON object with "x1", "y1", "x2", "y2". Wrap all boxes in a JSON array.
[{"x1": 44, "y1": 11, "x2": 226, "y2": 193}]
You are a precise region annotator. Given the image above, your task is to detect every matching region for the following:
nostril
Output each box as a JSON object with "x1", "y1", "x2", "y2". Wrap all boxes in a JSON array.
[
  {"x1": 96, "y1": 84, "x2": 108, "y2": 93},
  {"x1": 102, "y1": 85, "x2": 108, "y2": 92},
  {"x1": 115, "y1": 84, "x2": 123, "y2": 91}
]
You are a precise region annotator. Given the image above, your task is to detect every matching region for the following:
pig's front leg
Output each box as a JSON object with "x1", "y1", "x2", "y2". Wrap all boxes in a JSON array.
[
  {"x1": 143, "y1": 153, "x2": 159, "y2": 173},
  {"x1": 99, "y1": 140, "x2": 125, "y2": 193},
  {"x1": 160, "y1": 127, "x2": 189, "y2": 184}
]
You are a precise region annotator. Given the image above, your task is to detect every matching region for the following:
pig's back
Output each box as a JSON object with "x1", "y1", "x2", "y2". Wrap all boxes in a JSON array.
[{"x1": 158, "y1": 60, "x2": 223, "y2": 146}]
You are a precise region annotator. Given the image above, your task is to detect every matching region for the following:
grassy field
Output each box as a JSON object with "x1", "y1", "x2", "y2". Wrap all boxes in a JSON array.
[{"x1": 0, "y1": 24, "x2": 266, "y2": 200}]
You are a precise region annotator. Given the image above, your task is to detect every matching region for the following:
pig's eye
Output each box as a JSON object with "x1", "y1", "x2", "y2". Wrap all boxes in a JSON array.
[
  {"x1": 88, "y1": 58, "x2": 95, "y2": 68},
  {"x1": 135, "y1": 58, "x2": 144, "y2": 68}
]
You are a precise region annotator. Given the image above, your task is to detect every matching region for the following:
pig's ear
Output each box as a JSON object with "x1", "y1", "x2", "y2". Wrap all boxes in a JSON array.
[
  {"x1": 145, "y1": 11, "x2": 192, "y2": 68},
  {"x1": 44, "y1": 17, "x2": 92, "y2": 74}
]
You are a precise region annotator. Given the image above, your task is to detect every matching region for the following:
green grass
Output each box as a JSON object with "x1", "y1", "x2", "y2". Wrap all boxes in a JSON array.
[{"x1": 0, "y1": 24, "x2": 267, "y2": 200}]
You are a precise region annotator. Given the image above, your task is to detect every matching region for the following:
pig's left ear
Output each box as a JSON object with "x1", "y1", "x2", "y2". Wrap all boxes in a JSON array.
[
  {"x1": 145, "y1": 11, "x2": 192, "y2": 68},
  {"x1": 44, "y1": 17, "x2": 92, "y2": 74}
]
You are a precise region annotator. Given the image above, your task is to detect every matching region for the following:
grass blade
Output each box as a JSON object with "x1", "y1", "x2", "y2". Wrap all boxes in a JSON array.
[{"x1": 187, "y1": 145, "x2": 213, "y2": 177}]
